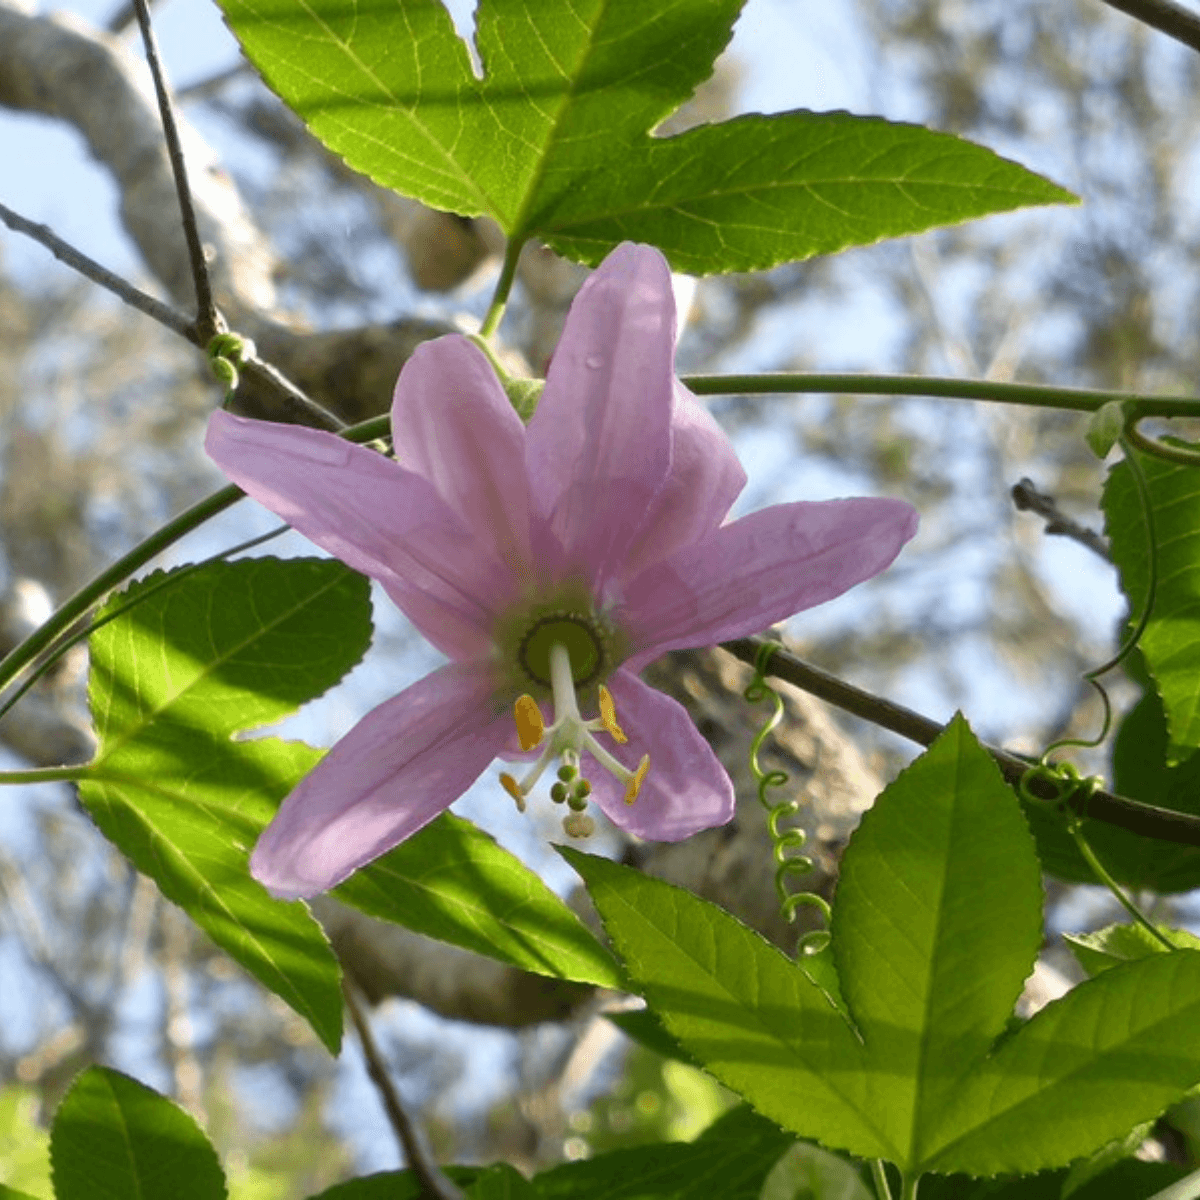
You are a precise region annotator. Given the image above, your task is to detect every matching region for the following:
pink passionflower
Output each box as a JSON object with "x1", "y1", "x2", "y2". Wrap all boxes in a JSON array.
[{"x1": 206, "y1": 243, "x2": 918, "y2": 900}]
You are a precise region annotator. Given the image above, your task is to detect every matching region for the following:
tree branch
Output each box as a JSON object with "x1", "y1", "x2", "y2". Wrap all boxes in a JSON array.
[
  {"x1": 342, "y1": 980, "x2": 467, "y2": 1200},
  {"x1": 1099, "y1": 0, "x2": 1200, "y2": 55},
  {"x1": 1011, "y1": 477, "x2": 1111, "y2": 561},
  {"x1": 129, "y1": 0, "x2": 219, "y2": 337},
  {"x1": 720, "y1": 637, "x2": 1200, "y2": 847}
]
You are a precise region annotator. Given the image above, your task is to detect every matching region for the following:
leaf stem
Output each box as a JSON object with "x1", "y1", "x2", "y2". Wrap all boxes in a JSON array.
[
  {"x1": 870, "y1": 1159, "x2": 894, "y2": 1200},
  {"x1": 0, "y1": 766, "x2": 90, "y2": 785},
  {"x1": 1067, "y1": 819, "x2": 1178, "y2": 950},
  {"x1": 683, "y1": 372, "x2": 1200, "y2": 418},
  {"x1": 479, "y1": 237, "x2": 525, "y2": 341}
]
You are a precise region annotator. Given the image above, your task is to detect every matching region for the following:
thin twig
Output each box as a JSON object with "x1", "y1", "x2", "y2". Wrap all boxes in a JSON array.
[
  {"x1": 342, "y1": 981, "x2": 466, "y2": 1200},
  {"x1": 1011, "y1": 477, "x2": 1111, "y2": 561},
  {"x1": 0, "y1": 200, "x2": 194, "y2": 340},
  {"x1": 0, "y1": 200, "x2": 345, "y2": 430},
  {"x1": 1099, "y1": 0, "x2": 1200, "y2": 55},
  {"x1": 130, "y1": 0, "x2": 220, "y2": 338},
  {"x1": 720, "y1": 637, "x2": 1200, "y2": 847}
]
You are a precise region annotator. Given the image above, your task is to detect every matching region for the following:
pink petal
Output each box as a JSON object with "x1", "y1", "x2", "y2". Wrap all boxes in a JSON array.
[
  {"x1": 206, "y1": 410, "x2": 514, "y2": 660},
  {"x1": 391, "y1": 337, "x2": 533, "y2": 575},
  {"x1": 526, "y1": 243, "x2": 675, "y2": 587},
  {"x1": 617, "y1": 380, "x2": 747, "y2": 585},
  {"x1": 581, "y1": 669, "x2": 735, "y2": 841},
  {"x1": 251, "y1": 661, "x2": 510, "y2": 899},
  {"x1": 620, "y1": 498, "x2": 919, "y2": 669}
]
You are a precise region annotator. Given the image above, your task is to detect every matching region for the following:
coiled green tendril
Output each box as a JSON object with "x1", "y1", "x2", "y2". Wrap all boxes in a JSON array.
[
  {"x1": 744, "y1": 639, "x2": 832, "y2": 937},
  {"x1": 1018, "y1": 433, "x2": 1176, "y2": 951}
]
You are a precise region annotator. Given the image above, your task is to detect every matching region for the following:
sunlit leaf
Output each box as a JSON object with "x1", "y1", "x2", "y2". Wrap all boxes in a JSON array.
[
  {"x1": 49, "y1": 1067, "x2": 226, "y2": 1200},
  {"x1": 568, "y1": 716, "x2": 1200, "y2": 1177},
  {"x1": 81, "y1": 557, "x2": 374, "y2": 1053},
  {"x1": 336, "y1": 811, "x2": 624, "y2": 989},
  {"x1": 216, "y1": 0, "x2": 1073, "y2": 273}
]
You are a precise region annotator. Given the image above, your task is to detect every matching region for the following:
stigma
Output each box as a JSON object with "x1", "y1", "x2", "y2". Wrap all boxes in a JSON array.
[{"x1": 498, "y1": 642, "x2": 650, "y2": 837}]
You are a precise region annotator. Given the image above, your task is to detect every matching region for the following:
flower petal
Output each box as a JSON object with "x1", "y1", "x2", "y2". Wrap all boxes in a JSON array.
[
  {"x1": 250, "y1": 661, "x2": 510, "y2": 899},
  {"x1": 206, "y1": 410, "x2": 513, "y2": 659},
  {"x1": 621, "y1": 498, "x2": 919, "y2": 669},
  {"x1": 617, "y1": 380, "x2": 747, "y2": 585},
  {"x1": 526, "y1": 243, "x2": 675, "y2": 586},
  {"x1": 582, "y1": 669, "x2": 735, "y2": 841},
  {"x1": 391, "y1": 336, "x2": 533, "y2": 574}
]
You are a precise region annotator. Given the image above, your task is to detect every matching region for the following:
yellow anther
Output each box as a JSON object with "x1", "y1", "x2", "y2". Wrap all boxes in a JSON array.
[
  {"x1": 513, "y1": 694, "x2": 544, "y2": 751},
  {"x1": 499, "y1": 772, "x2": 527, "y2": 812},
  {"x1": 624, "y1": 754, "x2": 650, "y2": 804},
  {"x1": 597, "y1": 685, "x2": 627, "y2": 744}
]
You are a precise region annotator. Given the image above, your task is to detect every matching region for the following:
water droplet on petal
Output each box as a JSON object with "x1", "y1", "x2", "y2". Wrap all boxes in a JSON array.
[{"x1": 584, "y1": 355, "x2": 603, "y2": 369}]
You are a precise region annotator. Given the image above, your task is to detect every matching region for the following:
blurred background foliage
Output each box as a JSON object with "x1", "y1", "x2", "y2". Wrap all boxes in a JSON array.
[{"x1": 3, "y1": 0, "x2": 1200, "y2": 1192}]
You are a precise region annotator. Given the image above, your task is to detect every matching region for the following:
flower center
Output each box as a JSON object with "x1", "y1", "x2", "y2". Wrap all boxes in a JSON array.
[
  {"x1": 499, "y1": 641, "x2": 649, "y2": 839},
  {"x1": 518, "y1": 613, "x2": 603, "y2": 688}
]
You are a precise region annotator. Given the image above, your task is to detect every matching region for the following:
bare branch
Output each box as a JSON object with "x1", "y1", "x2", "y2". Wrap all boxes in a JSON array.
[
  {"x1": 1099, "y1": 0, "x2": 1200, "y2": 55},
  {"x1": 129, "y1": 0, "x2": 220, "y2": 337},
  {"x1": 0, "y1": 200, "x2": 194, "y2": 339},
  {"x1": 343, "y1": 981, "x2": 467, "y2": 1200},
  {"x1": 1011, "y1": 477, "x2": 1111, "y2": 561}
]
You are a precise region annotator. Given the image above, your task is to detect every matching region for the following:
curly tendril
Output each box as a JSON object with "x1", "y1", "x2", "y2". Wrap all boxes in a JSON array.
[
  {"x1": 743, "y1": 639, "x2": 832, "y2": 938},
  {"x1": 1016, "y1": 433, "x2": 1174, "y2": 948}
]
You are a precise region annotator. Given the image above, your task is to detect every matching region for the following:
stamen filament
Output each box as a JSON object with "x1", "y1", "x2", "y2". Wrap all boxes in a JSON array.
[{"x1": 499, "y1": 641, "x2": 650, "y2": 816}]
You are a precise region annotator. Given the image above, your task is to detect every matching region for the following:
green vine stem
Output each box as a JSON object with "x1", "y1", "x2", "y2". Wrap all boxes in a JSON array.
[
  {"x1": 0, "y1": 525, "x2": 287, "y2": 729},
  {"x1": 683, "y1": 372, "x2": 1200, "y2": 418},
  {"x1": 1067, "y1": 808, "x2": 1177, "y2": 951},
  {"x1": 0, "y1": 413, "x2": 391, "y2": 700},
  {"x1": 743, "y1": 639, "x2": 833, "y2": 930}
]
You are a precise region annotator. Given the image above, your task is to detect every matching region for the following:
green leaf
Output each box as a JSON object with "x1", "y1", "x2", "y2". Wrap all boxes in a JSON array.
[
  {"x1": 216, "y1": 0, "x2": 1073, "y2": 273},
  {"x1": 0, "y1": 1188, "x2": 47, "y2": 1200},
  {"x1": 307, "y1": 1169, "x2": 479, "y2": 1199},
  {"x1": 830, "y1": 713, "x2": 1044, "y2": 1152},
  {"x1": 1065, "y1": 921, "x2": 1200, "y2": 976},
  {"x1": 336, "y1": 812, "x2": 623, "y2": 989},
  {"x1": 539, "y1": 111, "x2": 1076, "y2": 273},
  {"x1": 604, "y1": 1008, "x2": 700, "y2": 1067},
  {"x1": 49, "y1": 1067, "x2": 226, "y2": 1200},
  {"x1": 0, "y1": 1086, "x2": 51, "y2": 1199},
  {"x1": 558, "y1": 846, "x2": 886, "y2": 1162},
  {"x1": 923, "y1": 951, "x2": 1200, "y2": 1174},
  {"x1": 467, "y1": 1164, "x2": 539, "y2": 1200},
  {"x1": 534, "y1": 1105, "x2": 794, "y2": 1200},
  {"x1": 80, "y1": 557, "x2": 374, "y2": 1054},
  {"x1": 1105, "y1": 443, "x2": 1200, "y2": 762},
  {"x1": 569, "y1": 715, "x2": 1200, "y2": 1178}
]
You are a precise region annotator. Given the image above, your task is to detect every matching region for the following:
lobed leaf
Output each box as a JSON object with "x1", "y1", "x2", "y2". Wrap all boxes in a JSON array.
[
  {"x1": 217, "y1": 0, "x2": 1073, "y2": 273},
  {"x1": 49, "y1": 1067, "x2": 226, "y2": 1200},
  {"x1": 570, "y1": 716, "x2": 1200, "y2": 1178},
  {"x1": 81, "y1": 557, "x2": 374, "y2": 1053},
  {"x1": 831, "y1": 713, "x2": 1044, "y2": 1156}
]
